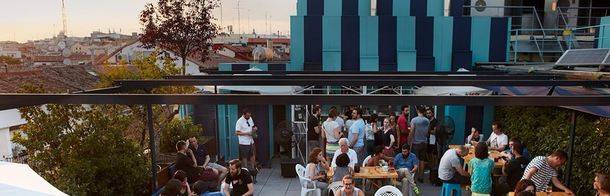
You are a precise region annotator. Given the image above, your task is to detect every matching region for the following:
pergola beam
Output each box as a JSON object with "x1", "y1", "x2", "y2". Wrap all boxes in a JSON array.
[{"x1": 1, "y1": 94, "x2": 610, "y2": 107}]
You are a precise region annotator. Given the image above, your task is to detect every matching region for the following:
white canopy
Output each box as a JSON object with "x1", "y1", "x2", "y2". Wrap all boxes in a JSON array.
[
  {"x1": 0, "y1": 162, "x2": 67, "y2": 196},
  {"x1": 414, "y1": 86, "x2": 492, "y2": 96},
  {"x1": 199, "y1": 67, "x2": 303, "y2": 94}
]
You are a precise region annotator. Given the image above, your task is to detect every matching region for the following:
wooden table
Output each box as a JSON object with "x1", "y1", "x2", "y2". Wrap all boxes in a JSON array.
[
  {"x1": 328, "y1": 166, "x2": 399, "y2": 188},
  {"x1": 449, "y1": 145, "x2": 505, "y2": 168},
  {"x1": 508, "y1": 192, "x2": 571, "y2": 196}
]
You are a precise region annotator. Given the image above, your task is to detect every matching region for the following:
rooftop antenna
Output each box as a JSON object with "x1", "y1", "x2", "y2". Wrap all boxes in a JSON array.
[
  {"x1": 219, "y1": 1, "x2": 223, "y2": 32},
  {"x1": 236, "y1": 0, "x2": 242, "y2": 35},
  {"x1": 61, "y1": 0, "x2": 68, "y2": 35},
  {"x1": 247, "y1": 9, "x2": 251, "y2": 35}
]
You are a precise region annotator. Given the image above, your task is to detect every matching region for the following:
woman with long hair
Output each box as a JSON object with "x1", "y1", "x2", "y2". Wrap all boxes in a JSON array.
[
  {"x1": 469, "y1": 143, "x2": 494, "y2": 195},
  {"x1": 305, "y1": 148, "x2": 330, "y2": 192}
]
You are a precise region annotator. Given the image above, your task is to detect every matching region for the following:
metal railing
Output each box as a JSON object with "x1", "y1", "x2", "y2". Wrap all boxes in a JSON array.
[{"x1": 557, "y1": 7, "x2": 610, "y2": 29}]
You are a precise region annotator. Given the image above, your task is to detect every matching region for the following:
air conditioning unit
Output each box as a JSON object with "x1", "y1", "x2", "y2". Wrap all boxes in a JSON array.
[{"x1": 470, "y1": 0, "x2": 506, "y2": 16}]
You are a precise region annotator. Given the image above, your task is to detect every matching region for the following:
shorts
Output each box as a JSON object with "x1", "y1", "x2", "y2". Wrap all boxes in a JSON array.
[
  {"x1": 239, "y1": 144, "x2": 253, "y2": 160},
  {"x1": 412, "y1": 143, "x2": 428, "y2": 161},
  {"x1": 208, "y1": 162, "x2": 227, "y2": 171}
]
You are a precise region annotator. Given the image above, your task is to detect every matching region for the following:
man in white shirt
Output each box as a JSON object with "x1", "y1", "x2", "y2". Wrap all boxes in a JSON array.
[
  {"x1": 235, "y1": 109, "x2": 257, "y2": 169},
  {"x1": 331, "y1": 138, "x2": 358, "y2": 168},
  {"x1": 486, "y1": 121, "x2": 508, "y2": 151}
]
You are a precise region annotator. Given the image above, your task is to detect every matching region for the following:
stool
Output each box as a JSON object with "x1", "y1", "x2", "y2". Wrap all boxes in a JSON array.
[{"x1": 441, "y1": 183, "x2": 462, "y2": 196}]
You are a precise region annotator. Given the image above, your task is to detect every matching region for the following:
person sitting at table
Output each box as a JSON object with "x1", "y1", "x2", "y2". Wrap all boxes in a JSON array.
[
  {"x1": 438, "y1": 145, "x2": 470, "y2": 185},
  {"x1": 171, "y1": 170, "x2": 193, "y2": 196},
  {"x1": 514, "y1": 179, "x2": 536, "y2": 194},
  {"x1": 332, "y1": 153, "x2": 354, "y2": 183},
  {"x1": 502, "y1": 141, "x2": 530, "y2": 191},
  {"x1": 394, "y1": 144, "x2": 419, "y2": 196},
  {"x1": 466, "y1": 127, "x2": 484, "y2": 145},
  {"x1": 594, "y1": 172, "x2": 610, "y2": 196},
  {"x1": 162, "y1": 179, "x2": 189, "y2": 196},
  {"x1": 521, "y1": 150, "x2": 573, "y2": 194},
  {"x1": 486, "y1": 122, "x2": 509, "y2": 151},
  {"x1": 336, "y1": 175, "x2": 365, "y2": 196},
  {"x1": 500, "y1": 138, "x2": 531, "y2": 161},
  {"x1": 305, "y1": 148, "x2": 330, "y2": 192},
  {"x1": 365, "y1": 146, "x2": 393, "y2": 167},
  {"x1": 332, "y1": 138, "x2": 358, "y2": 168},
  {"x1": 469, "y1": 143, "x2": 494, "y2": 195}
]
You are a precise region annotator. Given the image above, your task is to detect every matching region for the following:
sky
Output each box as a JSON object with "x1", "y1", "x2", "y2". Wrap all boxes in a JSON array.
[{"x1": 0, "y1": 0, "x2": 296, "y2": 42}]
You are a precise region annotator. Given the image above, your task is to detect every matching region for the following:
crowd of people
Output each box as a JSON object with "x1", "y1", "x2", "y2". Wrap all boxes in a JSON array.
[
  {"x1": 301, "y1": 105, "x2": 610, "y2": 196},
  {"x1": 160, "y1": 105, "x2": 610, "y2": 196}
]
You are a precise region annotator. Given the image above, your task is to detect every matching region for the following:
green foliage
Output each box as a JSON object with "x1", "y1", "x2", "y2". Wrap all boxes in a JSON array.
[
  {"x1": 13, "y1": 105, "x2": 149, "y2": 195},
  {"x1": 496, "y1": 106, "x2": 610, "y2": 195},
  {"x1": 160, "y1": 117, "x2": 203, "y2": 153},
  {"x1": 0, "y1": 55, "x2": 21, "y2": 65}
]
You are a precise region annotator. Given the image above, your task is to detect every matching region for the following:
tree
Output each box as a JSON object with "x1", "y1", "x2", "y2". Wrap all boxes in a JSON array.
[
  {"x1": 140, "y1": 0, "x2": 219, "y2": 75},
  {"x1": 12, "y1": 54, "x2": 200, "y2": 194}
]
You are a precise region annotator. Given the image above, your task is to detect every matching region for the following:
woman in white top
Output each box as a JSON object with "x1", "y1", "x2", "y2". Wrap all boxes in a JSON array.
[
  {"x1": 305, "y1": 148, "x2": 330, "y2": 191},
  {"x1": 323, "y1": 108, "x2": 342, "y2": 156}
]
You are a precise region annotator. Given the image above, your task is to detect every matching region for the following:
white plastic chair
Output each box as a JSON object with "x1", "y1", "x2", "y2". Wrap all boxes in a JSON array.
[
  {"x1": 362, "y1": 155, "x2": 372, "y2": 166},
  {"x1": 295, "y1": 164, "x2": 321, "y2": 196},
  {"x1": 328, "y1": 181, "x2": 343, "y2": 196},
  {"x1": 374, "y1": 185, "x2": 403, "y2": 196}
]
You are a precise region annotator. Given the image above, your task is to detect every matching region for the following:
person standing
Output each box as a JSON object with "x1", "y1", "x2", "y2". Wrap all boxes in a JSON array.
[
  {"x1": 381, "y1": 117, "x2": 396, "y2": 157},
  {"x1": 409, "y1": 106, "x2": 430, "y2": 182},
  {"x1": 307, "y1": 106, "x2": 322, "y2": 155},
  {"x1": 348, "y1": 108, "x2": 366, "y2": 165},
  {"x1": 323, "y1": 107, "x2": 341, "y2": 157},
  {"x1": 594, "y1": 173, "x2": 610, "y2": 196},
  {"x1": 486, "y1": 122, "x2": 509, "y2": 151},
  {"x1": 521, "y1": 150, "x2": 573, "y2": 194},
  {"x1": 235, "y1": 109, "x2": 256, "y2": 169},
  {"x1": 331, "y1": 106, "x2": 345, "y2": 134},
  {"x1": 397, "y1": 106, "x2": 410, "y2": 150},
  {"x1": 365, "y1": 113, "x2": 379, "y2": 156},
  {"x1": 469, "y1": 143, "x2": 495, "y2": 195}
]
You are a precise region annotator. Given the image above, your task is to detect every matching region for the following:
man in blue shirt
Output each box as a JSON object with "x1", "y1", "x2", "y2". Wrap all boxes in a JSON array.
[
  {"x1": 348, "y1": 108, "x2": 366, "y2": 165},
  {"x1": 394, "y1": 144, "x2": 419, "y2": 196}
]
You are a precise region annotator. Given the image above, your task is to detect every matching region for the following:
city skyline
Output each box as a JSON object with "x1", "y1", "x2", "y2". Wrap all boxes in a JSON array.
[{"x1": 0, "y1": 0, "x2": 295, "y2": 42}]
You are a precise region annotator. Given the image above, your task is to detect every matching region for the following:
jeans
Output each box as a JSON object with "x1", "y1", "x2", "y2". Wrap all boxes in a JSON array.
[
  {"x1": 307, "y1": 140, "x2": 321, "y2": 156},
  {"x1": 353, "y1": 146, "x2": 365, "y2": 165}
]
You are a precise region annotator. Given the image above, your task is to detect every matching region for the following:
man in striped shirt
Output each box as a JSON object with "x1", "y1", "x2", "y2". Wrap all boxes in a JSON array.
[{"x1": 522, "y1": 150, "x2": 574, "y2": 195}]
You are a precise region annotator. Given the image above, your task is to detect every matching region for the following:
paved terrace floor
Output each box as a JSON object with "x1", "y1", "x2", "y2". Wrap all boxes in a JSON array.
[{"x1": 253, "y1": 159, "x2": 472, "y2": 196}]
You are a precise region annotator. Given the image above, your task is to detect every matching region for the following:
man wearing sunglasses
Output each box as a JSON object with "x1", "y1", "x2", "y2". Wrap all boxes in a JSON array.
[{"x1": 236, "y1": 109, "x2": 256, "y2": 170}]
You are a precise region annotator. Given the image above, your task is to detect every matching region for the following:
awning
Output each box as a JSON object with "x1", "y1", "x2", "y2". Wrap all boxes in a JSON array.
[
  {"x1": 0, "y1": 162, "x2": 67, "y2": 196},
  {"x1": 487, "y1": 86, "x2": 610, "y2": 118}
]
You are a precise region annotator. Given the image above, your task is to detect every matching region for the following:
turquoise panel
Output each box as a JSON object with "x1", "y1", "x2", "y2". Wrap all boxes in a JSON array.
[
  {"x1": 250, "y1": 63, "x2": 267, "y2": 71},
  {"x1": 297, "y1": 0, "x2": 307, "y2": 16},
  {"x1": 482, "y1": 105, "x2": 495, "y2": 138},
  {"x1": 217, "y1": 105, "x2": 228, "y2": 159},
  {"x1": 427, "y1": 0, "x2": 444, "y2": 17},
  {"x1": 445, "y1": 105, "x2": 466, "y2": 145},
  {"x1": 289, "y1": 16, "x2": 305, "y2": 71},
  {"x1": 227, "y1": 105, "x2": 239, "y2": 160},
  {"x1": 360, "y1": 16, "x2": 379, "y2": 71},
  {"x1": 324, "y1": 0, "x2": 342, "y2": 16},
  {"x1": 324, "y1": 16, "x2": 342, "y2": 71},
  {"x1": 268, "y1": 105, "x2": 274, "y2": 160},
  {"x1": 393, "y1": 0, "x2": 411, "y2": 16},
  {"x1": 359, "y1": 0, "x2": 372, "y2": 16},
  {"x1": 434, "y1": 16, "x2": 453, "y2": 71},
  {"x1": 219, "y1": 63, "x2": 232, "y2": 71},
  {"x1": 506, "y1": 18, "x2": 512, "y2": 61},
  {"x1": 397, "y1": 16, "x2": 416, "y2": 71},
  {"x1": 600, "y1": 17, "x2": 610, "y2": 48},
  {"x1": 471, "y1": 17, "x2": 491, "y2": 64}
]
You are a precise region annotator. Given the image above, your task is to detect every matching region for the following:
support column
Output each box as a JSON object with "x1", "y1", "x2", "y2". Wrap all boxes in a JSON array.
[
  {"x1": 566, "y1": 110, "x2": 576, "y2": 187},
  {"x1": 147, "y1": 104, "x2": 157, "y2": 191}
]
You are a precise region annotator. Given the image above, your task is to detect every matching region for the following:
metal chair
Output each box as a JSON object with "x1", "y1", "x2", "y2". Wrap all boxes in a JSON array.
[
  {"x1": 295, "y1": 164, "x2": 321, "y2": 196},
  {"x1": 374, "y1": 185, "x2": 403, "y2": 196}
]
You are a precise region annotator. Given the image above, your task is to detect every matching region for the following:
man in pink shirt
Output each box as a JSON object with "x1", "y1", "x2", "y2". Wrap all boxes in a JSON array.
[{"x1": 397, "y1": 105, "x2": 410, "y2": 148}]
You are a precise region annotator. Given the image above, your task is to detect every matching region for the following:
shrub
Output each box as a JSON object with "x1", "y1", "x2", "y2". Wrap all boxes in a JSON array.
[
  {"x1": 496, "y1": 106, "x2": 610, "y2": 195},
  {"x1": 159, "y1": 117, "x2": 203, "y2": 153}
]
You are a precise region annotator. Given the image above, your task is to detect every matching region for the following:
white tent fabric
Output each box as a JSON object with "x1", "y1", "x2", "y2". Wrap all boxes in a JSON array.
[
  {"x1": 414, "y1": 86, "x2": 492, "y2": 96},
  {"x1": 0, "y1": 162, "x2": 67, "y2": 196},
  {"x1": 199, "y1": 67, "x2": 303, "y2": 94}
]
